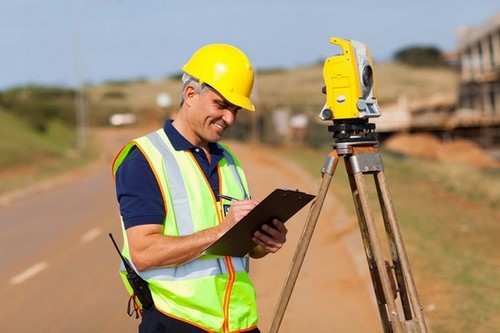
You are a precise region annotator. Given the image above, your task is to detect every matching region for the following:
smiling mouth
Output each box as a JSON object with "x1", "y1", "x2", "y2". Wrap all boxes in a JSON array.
[{"x1": 213, "y1": 122, "x2": 227, "y2": 131}]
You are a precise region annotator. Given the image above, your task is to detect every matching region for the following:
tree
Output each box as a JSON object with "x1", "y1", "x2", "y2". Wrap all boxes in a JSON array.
[{"x1": 393, "y1": 46, "x2": 447, "y2": 67}]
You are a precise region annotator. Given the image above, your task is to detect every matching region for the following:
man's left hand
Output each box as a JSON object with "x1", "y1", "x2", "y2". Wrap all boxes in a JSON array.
[{"x1": 250, "y1": 219, "x2": 287, "y2": 257}]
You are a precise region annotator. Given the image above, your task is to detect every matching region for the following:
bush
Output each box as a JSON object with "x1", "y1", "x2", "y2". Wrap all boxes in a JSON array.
[
  {"x1": 0, "y1": 85, "x2": 76, "y2": 131},
  {"x1": 393, "y1": 46, "x2": 447, "y2": 67}
]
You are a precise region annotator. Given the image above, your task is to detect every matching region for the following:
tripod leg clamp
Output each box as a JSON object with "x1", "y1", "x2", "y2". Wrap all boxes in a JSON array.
[
  {"x1": 322, "y1": 150, "x2": 340, "y2": 175},
  {"x1": 349, "y1": 149, "x2": 384, "y2": 174}
]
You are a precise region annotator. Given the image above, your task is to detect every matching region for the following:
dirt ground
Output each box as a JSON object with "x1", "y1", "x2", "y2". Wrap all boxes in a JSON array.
[{"x1": 383, "y1": 133, "x2": 500, "y2": 168}]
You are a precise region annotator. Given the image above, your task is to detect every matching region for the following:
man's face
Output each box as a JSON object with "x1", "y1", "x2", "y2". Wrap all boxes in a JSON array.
[{"x1": 185, "y1": 85, "x2": 241, "y2": 145}]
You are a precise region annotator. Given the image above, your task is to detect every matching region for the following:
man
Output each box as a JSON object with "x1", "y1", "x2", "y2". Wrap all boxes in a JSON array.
[{"x1": 112, "y1": 44, "x2": 288, "y2": 333}]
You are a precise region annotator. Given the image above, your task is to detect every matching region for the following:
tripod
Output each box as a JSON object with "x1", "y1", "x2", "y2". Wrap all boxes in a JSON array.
[{"x1": 268, "y1": 119, "x2": 428, "y2": 333}]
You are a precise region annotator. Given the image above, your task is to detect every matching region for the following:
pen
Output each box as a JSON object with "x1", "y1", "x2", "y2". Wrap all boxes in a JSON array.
[{"x1": 219, "y1": 194, "x2": 240, "y2": 202}]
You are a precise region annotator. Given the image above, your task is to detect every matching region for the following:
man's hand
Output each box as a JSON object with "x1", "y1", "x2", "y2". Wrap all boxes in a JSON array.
[
  {"x1": 224, "y1": 201, "x2": 287, "y2": 258},
  {"x1": 222, "y1": 199, "x2": 258, "y2": 233},
  {"x1": 250, "y1": 218, "x2": 288, "y2": 258}
]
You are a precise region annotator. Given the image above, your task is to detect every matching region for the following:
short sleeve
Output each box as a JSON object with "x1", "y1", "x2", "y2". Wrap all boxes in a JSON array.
[{"x1": 115, "y1": 148, "x2": 165, "y2": 229}]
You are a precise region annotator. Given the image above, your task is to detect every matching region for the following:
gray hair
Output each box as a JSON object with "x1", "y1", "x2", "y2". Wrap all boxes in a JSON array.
[{"x1": 180, "y1": 74, "x2": 212, "y2": 106}]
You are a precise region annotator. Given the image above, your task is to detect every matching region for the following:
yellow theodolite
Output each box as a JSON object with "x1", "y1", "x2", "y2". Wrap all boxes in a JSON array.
[{"x1": 320, "y1": 37, "x2": 382, "y2": 120}]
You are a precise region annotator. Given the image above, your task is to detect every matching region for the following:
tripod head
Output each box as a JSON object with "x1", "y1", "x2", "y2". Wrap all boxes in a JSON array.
[
  {"x1": 327, "y1": 118, "x2": 378, "y2": 154},
  {"x1": 328, "y1": 118, "x2": 377, "y2": 142}
]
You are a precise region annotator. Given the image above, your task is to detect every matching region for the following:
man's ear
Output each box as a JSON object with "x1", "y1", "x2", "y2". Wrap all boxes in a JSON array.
[{"x1": 183, "y1": 85, "x2": 197, "y2": 107}]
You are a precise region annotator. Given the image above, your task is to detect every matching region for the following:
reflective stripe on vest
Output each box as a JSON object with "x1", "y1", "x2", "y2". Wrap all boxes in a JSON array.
[{"x1": 145, "y1": 131, "x2": 195, "y2": 236}]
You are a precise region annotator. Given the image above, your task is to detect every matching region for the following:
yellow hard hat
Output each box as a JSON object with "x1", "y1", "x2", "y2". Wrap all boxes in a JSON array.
[{"x1": 182, "y1": 44, "x2": 255, "y2": 111}]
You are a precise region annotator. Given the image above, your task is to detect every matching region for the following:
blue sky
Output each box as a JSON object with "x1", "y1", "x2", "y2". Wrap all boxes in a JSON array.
[{"x1": 1, "y1": 0, "x2": 499, "y2": 90}]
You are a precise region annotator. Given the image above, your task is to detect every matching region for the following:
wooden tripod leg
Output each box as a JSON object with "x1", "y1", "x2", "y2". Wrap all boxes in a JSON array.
[
  {"x1": 375, "y1": 171, "x2": 428, "y2": 333},
  {"x1": 346, "y1": 167, "x2": 391, "y2": 333},
  {"x1": 348, "y1": 169, "x2": 405, "y2": 333},
  {"x1": 267, "y1": 150, "x2": 340, "y2": 333}
]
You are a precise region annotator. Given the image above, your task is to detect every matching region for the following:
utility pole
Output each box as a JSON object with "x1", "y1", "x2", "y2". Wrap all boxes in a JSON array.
[{"x1": 73, "y1": 0, "x2": 87, "y2": 155}]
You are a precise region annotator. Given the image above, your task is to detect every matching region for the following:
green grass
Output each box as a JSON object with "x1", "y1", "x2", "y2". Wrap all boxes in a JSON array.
[
  {"x1": 0, "y1": 109, "x2": 99, "y2": 194},
  {"x1": 278, "y1": 146, "x2": 500, "y2": 333},
  {"x1": 0, "y1": 111, "x2": 70, "y2": 165}
]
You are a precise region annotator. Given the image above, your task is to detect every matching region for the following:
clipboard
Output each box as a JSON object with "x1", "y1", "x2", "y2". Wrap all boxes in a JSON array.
[{"x1": 204, "y1": 189, "x2": 315, "y2": 257}]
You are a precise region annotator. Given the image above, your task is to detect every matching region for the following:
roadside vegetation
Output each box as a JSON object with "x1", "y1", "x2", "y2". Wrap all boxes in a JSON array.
[{"x1": 0, "y1": 86, "x2": 98, "y2": 194}]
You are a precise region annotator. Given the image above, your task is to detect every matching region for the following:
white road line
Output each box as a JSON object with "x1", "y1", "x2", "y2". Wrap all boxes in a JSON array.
[
  {"x1": 81, "y1": 227, "x2": 102, "y2": 243},
  {"x1": 10, "y1": 261, "x2": 49, "y2": 285}
]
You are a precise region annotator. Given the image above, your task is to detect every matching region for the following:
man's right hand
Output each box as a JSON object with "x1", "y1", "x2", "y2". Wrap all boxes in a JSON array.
[{"x1": 221, "y1": 199, "x2": 258, "y2": 233}]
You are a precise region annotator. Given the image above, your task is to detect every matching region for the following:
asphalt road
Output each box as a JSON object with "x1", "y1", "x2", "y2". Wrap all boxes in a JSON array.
[
  {"x1": 0, "y1": 127, "x2": 380, "y2": 332},
  {"x1": 0, "y1": 128, "x2": 138, "y2": 333}
]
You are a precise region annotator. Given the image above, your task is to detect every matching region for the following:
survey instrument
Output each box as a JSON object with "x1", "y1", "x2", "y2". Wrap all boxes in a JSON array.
[{"x1": 268, "y1": 37, "x2": 428, "y2": 333}]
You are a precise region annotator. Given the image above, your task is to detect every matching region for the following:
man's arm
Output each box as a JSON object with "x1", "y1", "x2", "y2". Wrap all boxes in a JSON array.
[{"x1": 127, "y1": 199, "x2": 260, "y2": 271}]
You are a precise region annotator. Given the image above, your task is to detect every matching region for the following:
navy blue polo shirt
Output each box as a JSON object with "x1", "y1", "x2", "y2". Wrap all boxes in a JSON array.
[{"x1": 115, "y1": 120, "x2": 225, "y2": 230}]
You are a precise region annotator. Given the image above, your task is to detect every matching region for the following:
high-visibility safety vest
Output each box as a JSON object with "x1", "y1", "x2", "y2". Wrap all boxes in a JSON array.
[{"x1": 112, "y1": 129, "x2": 259, "y2": 333}]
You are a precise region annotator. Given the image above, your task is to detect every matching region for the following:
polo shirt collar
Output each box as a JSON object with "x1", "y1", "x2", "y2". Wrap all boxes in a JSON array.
[{"x1": 163, "y1": 119, "x2": 223, "y2": 155}]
